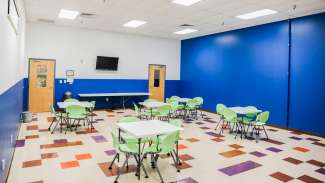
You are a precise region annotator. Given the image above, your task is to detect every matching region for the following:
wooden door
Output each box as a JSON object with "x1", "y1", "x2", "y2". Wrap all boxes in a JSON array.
[
  {"x1": 29, "y1": 59, "x2": 55, "y2": 112},
  {"x1": 149, "y1": 64, "x2": 166, "y2": 101}
]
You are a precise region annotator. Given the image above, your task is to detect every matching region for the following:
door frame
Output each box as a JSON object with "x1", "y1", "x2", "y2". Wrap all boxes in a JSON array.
[
  {"x1": 148, "y1": 64, "x2": 166, "y2": 100},
  {"x1": 28, "y1": 58, "x2": 56, "y2": 111}
]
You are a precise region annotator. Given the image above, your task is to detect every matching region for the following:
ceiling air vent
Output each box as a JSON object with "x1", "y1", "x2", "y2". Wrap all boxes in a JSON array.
[
  {"x1": 37, "y1": 18, "x2": 55, "y2": 23},
  {"x1": 80, "y1": 12, "x2": 97, "y2": 19},
  {"x1": 179, "y1": 24, "x2": 194, "y2": 27}
]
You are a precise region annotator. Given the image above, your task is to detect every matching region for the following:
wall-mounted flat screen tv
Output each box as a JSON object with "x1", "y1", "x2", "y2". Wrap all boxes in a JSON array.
[{"x1": 96, "y1": 56, "x2": 119, "y2": 70}]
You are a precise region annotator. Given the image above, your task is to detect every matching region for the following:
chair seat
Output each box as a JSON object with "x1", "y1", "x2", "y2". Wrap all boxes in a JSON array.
[
  {"x1": 254, "y1": 122, "x2": 266, "y2": 126},
  {"x1": 118, "y1": 143, "x2": 138, "y2": 154}
]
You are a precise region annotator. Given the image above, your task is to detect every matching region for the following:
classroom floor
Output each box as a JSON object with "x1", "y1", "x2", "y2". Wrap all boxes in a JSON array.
[{"x1": 7, "y1": 109, "x2": 325, "y2": 183}]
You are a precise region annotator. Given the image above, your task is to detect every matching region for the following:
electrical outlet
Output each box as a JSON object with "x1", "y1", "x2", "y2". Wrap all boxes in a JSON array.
[
  {"x1": 106, "y1": 98, "x2": 109, "y2": 102},
  {"x1": 2, "y1": 159, "x2": 5, "y2": 171},
  {"x1": 59, "y1": 80, "x2": 63, "y2": 84},
  {"x1": 64, "y1": 80, "x2": 67, "y2": 83}
]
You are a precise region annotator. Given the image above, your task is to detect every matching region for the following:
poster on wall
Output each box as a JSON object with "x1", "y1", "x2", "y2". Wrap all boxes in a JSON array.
[{"x1": 7, "y1": 0, "x2": 20, "y2": 34}]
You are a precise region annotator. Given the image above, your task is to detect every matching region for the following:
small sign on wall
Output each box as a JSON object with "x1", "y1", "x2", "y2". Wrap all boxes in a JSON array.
[
  {"x1": 66, "y1": 70, "x2": 75, "y2": 84},
  {"x1": 7, "y1": 0, "x2": 20, "y2": 34}
]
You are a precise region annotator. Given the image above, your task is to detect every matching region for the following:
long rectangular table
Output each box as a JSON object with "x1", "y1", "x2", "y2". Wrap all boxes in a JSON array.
[
  {"x1": 117, "y1": 120, "x2": 182, "y2": 180},
  {"x1": 78, "y1": 92, "x2": 151, "y2": 109}
]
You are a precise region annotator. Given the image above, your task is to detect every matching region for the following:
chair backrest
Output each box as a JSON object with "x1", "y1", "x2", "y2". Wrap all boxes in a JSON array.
[
  {"x1": 159, "y1": 132, "x2": 179, "y2": 154},
  {"x1": 186, "y1": 99, "x2": 197, "y2": 108},
  {"x1": 193, "y1": 97, "x2": 204, "y2": 106},
  {"x1": 169, "y1": 101, "x2": 179, "y2": 111},
  {"x1": 256, "y1": 111, "x2": 269, "y2": 123},
  {"x1": 49, "y1": 105, "x2": 56, "y2": 114},
  {"x1": 222, "y1": 108, "x2": 237, "y2": 121},
  {"x1": 66, "y1": 105, "x2": 86, "y2": 116},
  {"x1": 216, "y1": 104, "x2": 227, "y2": 114},
  {"x1": 245, "y1": 106, "x2": 258, "y2": 118},
  {"x1": 118, "y1": 116, "x2": 140, "y2": 123},
  {"x1": 157, "y1": 105, "x2": 171, "y2": 115},
  {"x1": 170, "y1": 96, "x2": 180, "y2": 100},
  {"x1": 134, "y1": 103, "x2": 140, "y2": 112},
  {"x1": 169, "y1": 119, "x2": 182, "y2": 127},
  {"x1": 111, "y1": 132, "x2": 119, "y2": 149}
]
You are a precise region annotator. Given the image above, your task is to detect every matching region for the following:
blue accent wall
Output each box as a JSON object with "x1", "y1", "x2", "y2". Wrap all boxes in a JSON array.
[
  {"x1": 180, "y1": 21, "x2": 289, "y2": 127},
  {"x1": 0, "y1": 80, "x2": 24, "y2": 182},
  {"x1": 289, "y1": 13, "x2": 325, "y2": 136},
  {"x1": 23, "y1": 78, "x2": 180, "y2": 110}
]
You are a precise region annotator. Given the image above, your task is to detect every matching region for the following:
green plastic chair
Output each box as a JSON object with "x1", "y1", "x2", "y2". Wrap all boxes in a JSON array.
[
  {"x1": 222, "y1": 108, "x2": 243, "y2": 139},
  {"x1": 143, "y1": 132, "x2": 180, "y2": 182},
  {"x1": 243, "y1": 106, "x2": 258, "y2": 122},
  {"x1": 65, "y1": 105, "x2": 87, "y2": 133},
  {"x1": 86, "y1": 101, "x2": 96, "y2": 130},
  {"x1": 215, "y1": 104, "x2": 227, "y2": 131},
  {"x1": 169, "y1": 101, "x2": 180, "y2": 117},
  {"x1": 64, "y1": 98, "x2": 79, "y2": 102},
  {"x1": 48, "y1": 105, "x2": 67, "y2": 133},
  {"x1": 193, "y1": 97, "x2": 204, "y2": 118},
  {"x1": 185, "y1": 99, "x2": 198, "y2": 119},
  {"x1": 134, "y1": 103, "x2": 151, "y2": 119},
  {"x1": 251, "y1": 111, "x2": 270, "y2": 142},
  {"x1": 109, "y1": 132, "x2": 148, "y2": 183},
  {"x1": 156, "y1": 105, "x2": 172, "y2": 121}
]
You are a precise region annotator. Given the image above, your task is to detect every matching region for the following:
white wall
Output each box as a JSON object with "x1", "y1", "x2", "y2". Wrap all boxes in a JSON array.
[
  {"x1": 0, "y1": 0, "x2": 26, "y2": 94},
  {"x1": 26, "y1": 22, "x2": 180, "y2": 80}
]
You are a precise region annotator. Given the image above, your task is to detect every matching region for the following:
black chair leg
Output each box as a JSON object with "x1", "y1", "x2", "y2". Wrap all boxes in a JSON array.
[
  {"x1": 114, "y1": 154, "x2": 129, "y2": 183},
  {"x1": 109, "y1": 153, "x2": 119, "y2": 169}
]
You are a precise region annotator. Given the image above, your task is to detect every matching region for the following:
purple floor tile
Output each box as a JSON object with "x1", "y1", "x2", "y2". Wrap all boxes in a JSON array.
[
  {"x1": 15, "y1": 139, "x2": 25, "y2": 147},
  {"x1": 205, "y1": 131, "x2": 220, "y2": 137},
  {"x1": 289, "y1": 136, "x2": 303, "y2": 140},
  {"x1": 54, "y1": 139, "x2": 68, "y2": 144},
  {"x1": 266, "y1": 147, "x2": 283, "y2": 153},
  {"x1": 315, "y1": 168, "x2": 325, "y2": 175},
  {"x1": 195, "y1": 122, "x2": 205, "y2": 125},
  {"x1": 104, "y1": 149, "x2": 116, "y2": 156},
  {"x1": 249, "y1": 151, "x2": 266, "y2": 157},
  {"x1": 92, "y1": 135, "x2": 108, "y2": 143},
  {"x1": 172, "y1": 177, "x2": 199, "y2": 183},
  {"x1": 219, "y1": 160, "x2": 262, "y2": 176}
]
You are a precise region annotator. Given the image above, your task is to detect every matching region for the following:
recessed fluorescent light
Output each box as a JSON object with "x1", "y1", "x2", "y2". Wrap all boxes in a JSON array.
[
  {"x1": 123, "y1": 20, "x2": 147, "y2": 28},
  {"x1": 174, "y1": 29, "x2": 198, "y2": 35},
  {"x1": 172, "y1": 0, "x2": 201, "y2": 6},
  {"x1": 58, "y1": 9, "x2": 79, "y2": 20},
  {"x1": 236, "y1": 9, "x2": 277, "y2": 20}
]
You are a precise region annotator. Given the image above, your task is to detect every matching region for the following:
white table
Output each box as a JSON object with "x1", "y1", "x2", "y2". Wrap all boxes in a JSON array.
[
  {"x1": 78, "y1": 92, "x2": 151, "y2": 109},
  {"x1": 57, "y1": 101, "x2": 94, "y2": 108},
  {"x1": 229, "y1": 106, "x2": 262, "y2": 115},
  {"x1": 177, "y1": 98, "x2": 191, "y2": 103},
  {"x1": 117, "y1": 120, "x2": 182, "y2": 180},
  {"x1": 139, "y1": 101, "x2": 169, "y2": 109},
  {"x1": 117, "y1": 120, "x2": 182, "y2": 138}
]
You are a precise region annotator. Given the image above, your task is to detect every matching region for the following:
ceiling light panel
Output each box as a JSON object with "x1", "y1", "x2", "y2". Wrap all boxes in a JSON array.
[
  {"x1": 236, "y1": 9, "x2": 277, "y2": 20},
  {"x1": 58, "y1": 9, "x2": 79, "y2": 20},
  {"x1": 123, "y1": 20, "x2": 147, "y2": 28},
  {"x1": 174, "y1": 28, "x2": 198, "y2": 34},
  {"x1": 172, "y1": 0, "x2": 201, "y2": 6}
]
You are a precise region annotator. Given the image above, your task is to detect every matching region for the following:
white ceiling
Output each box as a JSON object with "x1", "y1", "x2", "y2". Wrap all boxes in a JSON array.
[{"x1": 24, "y1": 0, "x2": 325, "y2": 40}]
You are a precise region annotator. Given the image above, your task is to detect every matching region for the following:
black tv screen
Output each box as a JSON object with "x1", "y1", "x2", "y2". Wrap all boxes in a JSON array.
[{"x1": 96, "y1": 56, "x2": 119, "y2": 70}]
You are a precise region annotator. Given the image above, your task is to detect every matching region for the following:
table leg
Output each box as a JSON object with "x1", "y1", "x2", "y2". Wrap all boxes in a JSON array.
[
  {"x1": 138, "y1": 138, "x2": 141, "y2": 180},
  {"x1": 122, "y1": 96, "x2": 125, "y2": 110}
]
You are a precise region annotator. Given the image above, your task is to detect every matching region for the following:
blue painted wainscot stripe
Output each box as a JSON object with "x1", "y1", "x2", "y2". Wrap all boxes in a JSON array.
[
  {"x1": 23, "y1": 78, "x2": 180, "y2": 110},
  {"x1": 0, "y1": 79, "x2": 24, "y2": 183}
]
